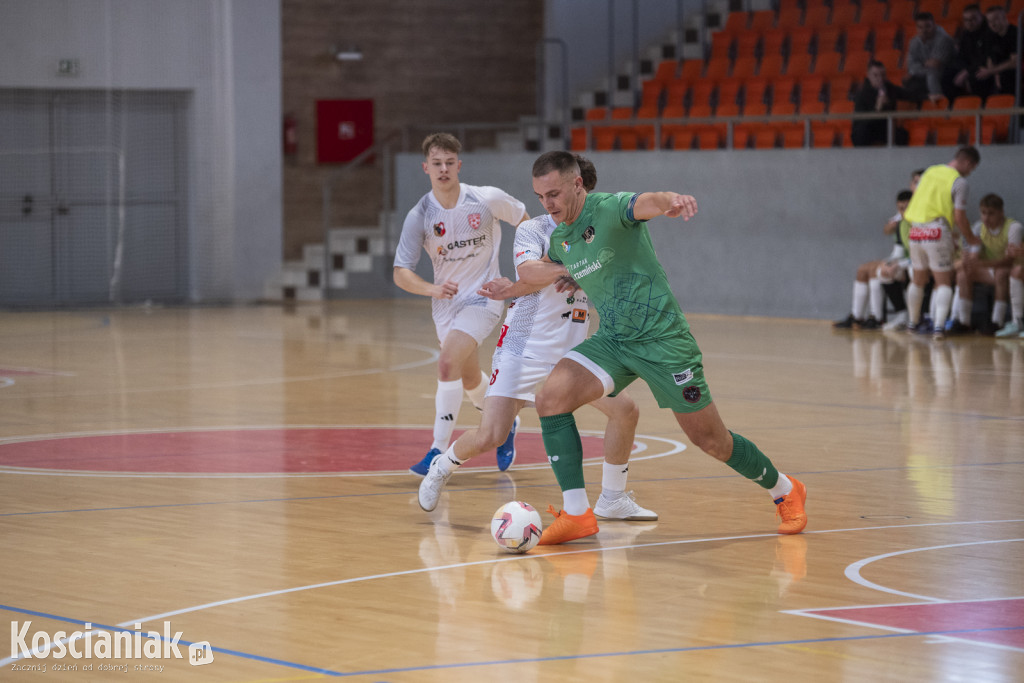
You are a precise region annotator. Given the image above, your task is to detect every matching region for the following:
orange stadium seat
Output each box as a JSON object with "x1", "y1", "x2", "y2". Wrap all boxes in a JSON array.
[
  {"x1": 749, "y1": 10, "x2": 776, "y2": 33},
  {"x1": 722, "y1": 11, "x2": 749, "y2": 34},
  {"x1": 800, "y1": 76, "x2": 827, "y2": 106},
  {"x1": 786, "y1": 53, "x2": 813, "y2": 76},
  {"x1": 759, "y1": 54, "x2": 786, "y2": 79},
  {"x1": 829, "y1": 99, "x2": 855, "y2": 144},
  {"x1": 845, "y1": 24, "x2": 872, "y2": 54},
  {"x1": 696, "y1": 125, "x2": 724, "y2": 149},
  {"x1": 744, "y1": 79, "x2": 770, "y2": 115},
  {"x1": 887, "y1": 2, "x2": 916, "y2": 26},
  {"x1": 817, "y1": 27, "x2": 843, "y2": 55},
  {"x1": 732, "y1": 56, "x2": 758, "y2": 80},
  {"x1": 904, "y1": 119, "x2": 933, "y2": 146},
  {"x1": 733, "y1": 122, "x2": 757, "y2": 149},
  {"x1": 585, "y1": 107, "x2": 608, "y2": 121},
  {"x1": 830, "y1": 2, "x2": 859, "y2": 27},
  {"x1": 917, "y1": 0, "x2": 946, "y2": 19},
  {"x1": 804, "y1": 6, "x2": 831, "y2": 30},
  {"x1": 777, "y1": 4, "x2": 803, "y2": 30},
  {"x1": 983, "y1": 94, "x2": 1016, "y2": 142},
  {"x1": 611, "y1": 106, "x2": 633, "y2": 120},
  {"x1": 933, "y1": 121, "x2": 964, "y2": 145},
  {"x1": 811, "y1": 120, "x2": 840, "y2": 147},
  {"x1": 649, "y1": 60, "x2": 679, "y2": 84},
  {"x1": 710, "y1": 32, "x2": 733, "y2": 61},
  {"x1": 772, "y1": 78, "x2": 798, "y2": 113},
  {"x1": 705, "y1": 57, "x2": 731, "y2": 82},
  {"x1": 843, "y1": 50, "x2": 872, "y2": 80},
  {"x1": 679, "y1": 60, "x2": 703, "y2": 81},
  {"x1": 663, "y1": 124, "x2": 696, "y2": 150},
  {"x1": 858, "y1": 3, "x2": 888, "y2": 27},
  {"x1": 789, "y1": 27, "x2": 816, "y2": 55},
  {"x1": 872, "y1": 23, "x2": 902, "y2": 53},
  {"x1": 735, "y1": 32, "x2": 761, "y2": 60},
  {"x1": 815, "y1": 52, "x2": 843, "y2": 77},
  {"x1": 775, "y1": 121, "x2": 805, "y2": 147},
  {"x1": 570, "y1": 127, "x2": 588, "y2": 150},
  {"x1": 753, "y1": 126, "x2": 779, "y2": 148},
  {"x1": 761, "y1": 29, "x2": 787, "y2": 58},
  {"x1": 829, "y1": 76, "x2": 854, "y2": 102},
  {"x1": 640, "y1": 81, "x2": 665, "y2": 113},
  {"x1": 873, "y1": 49, "x2": 903, "y2": 74}
]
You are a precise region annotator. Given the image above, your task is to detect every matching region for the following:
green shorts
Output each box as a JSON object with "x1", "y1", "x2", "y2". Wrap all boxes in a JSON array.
[{"x1": 564, "y1": 329, "x2": 712, "y2": 413}]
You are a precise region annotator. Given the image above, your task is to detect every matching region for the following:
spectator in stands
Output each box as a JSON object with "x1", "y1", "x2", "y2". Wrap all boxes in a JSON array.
[
  {"x1": 977, "y1": 6, "x2": 1020, "y2": 98},
  {"x1": 995, "y1": 241, "x2": 1024, "y2": 338},
  {"x1": 952, "y1": 4, "x2": 996, "y2": 99},
  {"x1": 834, "y1": 190, "x2": 915, "y2": 329},
  {"x1": 950, "y1": 193, "x2": 1023, "y2": 334},
  {"x1": 903, "y1": 12, "x2": 959, "y2": 103},
  {"x1": 852, "y1": 61, "x2": 912, "y2": 146}
]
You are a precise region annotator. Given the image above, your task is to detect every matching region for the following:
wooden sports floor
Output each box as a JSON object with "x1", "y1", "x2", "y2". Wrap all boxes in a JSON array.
[{"x1": 1, "y1": 300, "x2": 1021, "y2": 682}]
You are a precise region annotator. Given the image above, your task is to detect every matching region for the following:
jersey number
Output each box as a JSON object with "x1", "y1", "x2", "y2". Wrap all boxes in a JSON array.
[
  {"x1": 496, "y1": 324, "x2": 509, "y2": 348},
  {"x1": 490, "y1": 369, "x2": 499, "y2": 386}
]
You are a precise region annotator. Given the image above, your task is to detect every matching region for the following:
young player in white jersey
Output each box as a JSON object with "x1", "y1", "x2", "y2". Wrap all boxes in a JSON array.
[
  {"x1": 418, "y1": 156, "x2": 657, "y2": 527},
  {"x1": 393, "y1": 133, "x2": 530, "y2": 475}
]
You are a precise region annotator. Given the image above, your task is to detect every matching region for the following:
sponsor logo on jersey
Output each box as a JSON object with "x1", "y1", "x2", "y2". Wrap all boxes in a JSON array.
[
  {"x1": 561, "y1": 311, "x2": 571, "y2": 319},
  {"x1": 683, "y1": 386, "x2": 702, "y2": 403},
  {"x1": 909, "y1": 225, "x2": 942, "y2": 241},
  {"x1": 582, "y1": 225, "x2": 595, "y2": 243},
  {"x1": 433, "y1": 222, "x2": 446, "y2": 236},
  {"x1": 436, "y1": 245, "x2": 448, "y2": 257},
  {"x1": 515, "y1": 249, "x2": 533, "y2": 259},
  {"x1": 447, "y1": 235, "x2": 487, "y2": 249},
  {"x1": 566, "y1": 295, "x2": 575, "y2": 304},
  {"x1": 572, "y1": 309, "x2": 587, "y2": 323},
  {"x1": 562, "y1": 241, "x2": 571, "y2": 253},
  {"x1": 570, "y1": 259, "x2": 603, "y2": 278},
  {"x1": 468, "y1": 213, "x2": 482, "y2": 230},
  {"x1": 673, "y1": 368, "x2": 694, "y2": 385}
]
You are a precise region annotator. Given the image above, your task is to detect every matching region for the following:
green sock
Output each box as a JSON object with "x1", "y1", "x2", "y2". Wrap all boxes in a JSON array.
[
  {"x1": 540, "y1": 413, "x2": 586, "y2": 492},
  {"x1": 726, "y1": 431, "x2": 779, "y2": 490}
]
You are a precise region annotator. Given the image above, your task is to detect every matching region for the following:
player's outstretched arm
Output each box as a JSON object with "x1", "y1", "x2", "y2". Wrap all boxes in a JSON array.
[
  {"x1": 393, "y1": 266, "x2": 458, "y2": 299},
  {"x1": 632, "y1": 192, "x2": 698, "y2": 221},
  {"x1": 479, "y1": 277, "x2": 546, "y2": 300},
  {"x1": 516, "y1": 256, "x2": 569, "y2": 287}
]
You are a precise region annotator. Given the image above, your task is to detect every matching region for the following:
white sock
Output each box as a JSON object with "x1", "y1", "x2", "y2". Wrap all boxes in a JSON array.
[
  {"x1": 852, "y1": 281, "x2": 869, "y2": 319},
  {"x1": 770, "y1": 472, "x2": 794, "y2": 501},
  {"x1": 601, "y1": 461, "x2": 629, "y2": 496},
  {"x1": 432, "y1": 379, "x2": 463, "y2": 450},
  {"x1": 562, "y1": 488, "x2": 590, "y2": 516},
  {"x1": 992, "y1": 300, "x2": 1007, "y2": 325},
  {"x1": 958, "y1": 296, "x2": 973, "y2": 326},
  {"x1": 868, "y1": 278, "x2": 885, "y2": 320},
  {"x1": 464, "y1": 370, "x2": 488, "y2": 410},
  {"x1": 933, "y1": 284, "x2": 953, "y2": 330},
  {"x1": 437, "y1": 445, "x2": 463, "y2": 474},
  {"x1": 907, "y1": 283, "x2": 925, "y2": 325},
  {"x1": 1011, "y1": 278, "x2": 1024, "y2": 322}
]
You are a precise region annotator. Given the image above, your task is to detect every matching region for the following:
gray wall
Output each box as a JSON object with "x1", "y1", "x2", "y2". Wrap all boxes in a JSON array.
[
  {"x1": 394, "y1": 146, "x2": 1024, "y2": 320},
  {"x1": 0, "y1": 0, "x2": 282, "y2": 303}
]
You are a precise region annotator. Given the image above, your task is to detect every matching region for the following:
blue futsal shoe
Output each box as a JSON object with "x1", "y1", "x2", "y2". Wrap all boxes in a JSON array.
[
  {"x1": 496, "y1": 416, "x2": 519, "y2": 472},
  {"x1": 410, "y1": 448, "x2": 441, "y2": 476}
]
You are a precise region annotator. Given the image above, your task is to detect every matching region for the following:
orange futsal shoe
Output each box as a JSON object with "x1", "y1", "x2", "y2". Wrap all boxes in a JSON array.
[
  {"x1": 538, "y1": 505, "x2": 599, "y2": 545},
  {"x1": 775, "y1": 477, "x2": 807, "y2": 535}
]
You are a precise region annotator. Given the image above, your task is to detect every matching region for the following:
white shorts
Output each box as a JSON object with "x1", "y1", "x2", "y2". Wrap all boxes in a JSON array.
[
  {"x1": 434, "y1": 299, "x2": 503, "y2": 345},
  {"x1": 908, "y1": 218, "x2": 955, "y2": 273},
  {"x1": 485, "y1": 351, "x2": 555, "y2": 402}
]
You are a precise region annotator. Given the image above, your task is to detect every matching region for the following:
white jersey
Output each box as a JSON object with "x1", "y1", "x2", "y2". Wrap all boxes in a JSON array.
[
  {"x1": 494, "y1": 215, "x2": 591, "y2": 365},
  {"x1": 394, "y1": 183, "x2": 526, "y2": 323}
]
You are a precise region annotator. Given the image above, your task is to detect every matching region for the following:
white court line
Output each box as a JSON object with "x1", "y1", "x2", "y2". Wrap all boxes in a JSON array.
[
  {"x1": 3, "y1": 518, "x2": 1022, "y2": 666},
  {"x1": 844, "y1": 538, "x2": 1024, "y2": 602},
  {"x1": 0, "y1": 425, "x2": 685, "y2": 478}
]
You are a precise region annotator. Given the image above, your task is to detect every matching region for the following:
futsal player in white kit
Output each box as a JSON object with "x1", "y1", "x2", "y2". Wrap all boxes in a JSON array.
[
  {"x1": 394, "y1": 133, "x2": 530, "y2": 475},
  {"x1": 418, "y1": 155, "x2": 657, "y2": 525}
]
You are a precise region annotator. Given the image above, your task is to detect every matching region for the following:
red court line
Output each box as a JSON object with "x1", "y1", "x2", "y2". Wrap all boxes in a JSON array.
[
  {"x1": 808, "y1": 598, "x2": 1024, "y2": 649},
  {"x1": 0, "y1": 428, "x2": 604, "y2": 474}
]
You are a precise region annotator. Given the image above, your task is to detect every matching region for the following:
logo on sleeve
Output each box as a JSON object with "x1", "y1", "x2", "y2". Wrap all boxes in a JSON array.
[
  {"x1": 468, "y1": 213, "x2": 482, "y2": 230},
  {"x1": 562, "y1": 241, "x2": 571, "y2": 253},
  {"x1": 433, "y1": 222, "x2": 446, "y2": 237}
]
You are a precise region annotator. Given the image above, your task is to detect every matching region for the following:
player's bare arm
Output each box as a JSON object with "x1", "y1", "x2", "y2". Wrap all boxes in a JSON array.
[
  {"x1": 393, "y1": 266, "x2": 458, "y2": 299},
  {"x1": 954, "y1": 209, "x2": 981, "y2": 248},
  {"x1": 478, "y1": 276, "x2": 546, "y2": 301},
  {"x1": 632, "y1": 192, "x2": 698, "y2": 221},
  {"x1": 516, "y1": 255, "x2": 569, "y2": 287}
]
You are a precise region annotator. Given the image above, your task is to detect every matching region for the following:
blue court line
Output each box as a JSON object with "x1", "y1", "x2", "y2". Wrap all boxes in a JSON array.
[
  {"x1": 1, "y1": 603, "x2": 1019, "y2": 677},
  {"x1": 2, "y1": 460, "x2": 1022, "y2": 518}
]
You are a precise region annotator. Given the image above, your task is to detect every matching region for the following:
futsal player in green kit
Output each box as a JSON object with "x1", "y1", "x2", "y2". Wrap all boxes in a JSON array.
[{"x1": 514, "y1": 151, "x2": 807, "y2": 544}]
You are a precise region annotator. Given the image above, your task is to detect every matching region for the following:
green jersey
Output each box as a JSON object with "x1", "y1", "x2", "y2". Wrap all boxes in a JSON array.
[{"x1": 549, "y1": 191, "x2": 688, "y2": 342}]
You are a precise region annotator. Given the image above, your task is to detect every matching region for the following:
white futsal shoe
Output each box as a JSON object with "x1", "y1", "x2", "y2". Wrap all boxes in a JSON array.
[{"x1": 594, "y1": 490, "x2": 658, "y2": 521}]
